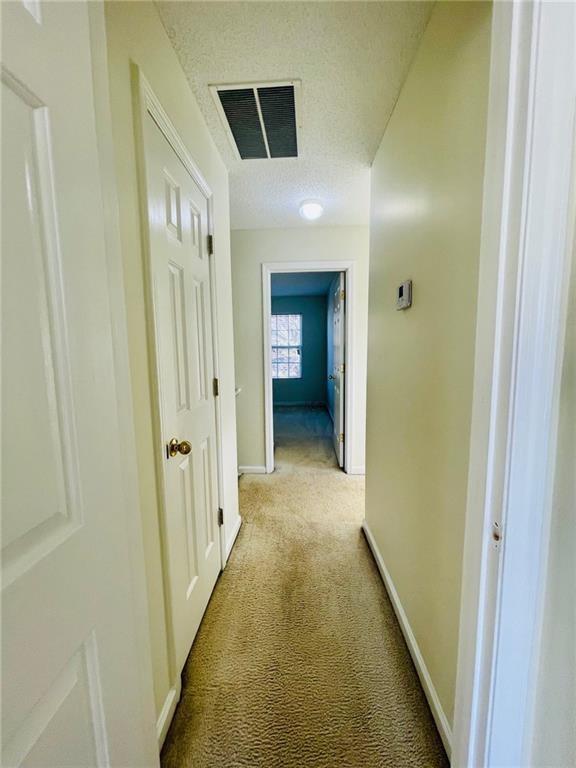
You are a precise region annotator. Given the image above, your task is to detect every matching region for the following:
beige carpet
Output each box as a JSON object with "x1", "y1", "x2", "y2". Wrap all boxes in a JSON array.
[{"x1": 161, "y1": 407, "x2": 448, "y2": 767}]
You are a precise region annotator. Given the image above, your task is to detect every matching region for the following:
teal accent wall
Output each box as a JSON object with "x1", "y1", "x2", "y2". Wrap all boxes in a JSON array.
[{"x1": 272, "y1": 295, "x2": 327, "y2": 405}]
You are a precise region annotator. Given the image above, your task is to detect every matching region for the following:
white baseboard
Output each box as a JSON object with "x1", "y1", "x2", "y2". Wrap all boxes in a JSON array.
[
  {"x1": 349, "y1": 465, "x2": 366, "y2": 475},
  {"x1": 225, "y1": 515, "x2": 242, "y2": 561},
  {"x1": 238, "y1": 465, "x2": 267, "y2": 474},
  {"x1": 362, "y1": 520, "x2": 452, "y2": 757},
  {"x1": 156, "y1": 678, "x2": 181, "y2": 747}
]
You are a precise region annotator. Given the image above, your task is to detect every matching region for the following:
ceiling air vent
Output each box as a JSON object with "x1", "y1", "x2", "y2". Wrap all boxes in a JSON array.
[{"x1": 211, "y1": 81, "x2": 300, "y2": 160}]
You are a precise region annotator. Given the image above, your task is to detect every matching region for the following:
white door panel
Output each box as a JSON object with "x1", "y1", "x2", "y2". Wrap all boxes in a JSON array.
[
  {"x1": 2, "y1": 2, "x2": 155, "y2": 766},
  {"x1": 332, "y1": 273, "x2": 345, "y2": 467},
  {"x1": 144, "y1": 114, "x2": 220, "y2": 674}
]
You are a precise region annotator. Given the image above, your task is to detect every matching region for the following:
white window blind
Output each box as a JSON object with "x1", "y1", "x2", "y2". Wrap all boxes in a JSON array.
[{"x1": 271, "y1": 314, "x2": 302, "y2": 379}]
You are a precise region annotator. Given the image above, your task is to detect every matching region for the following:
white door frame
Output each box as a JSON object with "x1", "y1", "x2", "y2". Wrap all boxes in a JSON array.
[
  {"x1": 87, "y1": 9, "x2": 159, "y2": 758},
  {"x1": 132, "y1": 66, "x2": 227, "y2": 741},
  {"x1": 262, "y1": 261, "x2": 355, "y2": 473},
  {"x1": 452, "y1": 2, "x2": 576, "y2": 765}
]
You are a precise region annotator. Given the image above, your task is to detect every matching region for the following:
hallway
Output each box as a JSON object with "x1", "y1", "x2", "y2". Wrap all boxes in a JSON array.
[
  {"x1": 4, "y1": 2, "x2": 575, "y2": 765},
  {"x1": 161, "y1": 409, "x2": 447, "y2": 767}
]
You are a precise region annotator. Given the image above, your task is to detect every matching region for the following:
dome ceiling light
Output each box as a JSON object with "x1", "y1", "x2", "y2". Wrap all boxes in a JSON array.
[{"x1": 299, "y1": 200, "x2": 324, "y2": 221}]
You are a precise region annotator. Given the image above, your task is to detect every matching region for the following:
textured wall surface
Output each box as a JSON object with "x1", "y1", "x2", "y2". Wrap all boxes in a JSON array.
[
  {"x1": 365, "y1": 1, "x2": 492, "y2": 728},
  {"x1": 272, "y1": 296, "x2": 328, "y2": 406},
  {"x1": 157, "y1": 2, "x2": 433, "y2": 228}
]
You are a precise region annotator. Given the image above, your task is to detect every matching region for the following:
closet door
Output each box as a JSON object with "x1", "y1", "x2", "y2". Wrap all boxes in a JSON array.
[{"x1": 2, "y1": 3, "x2": 156, "y2": 766}]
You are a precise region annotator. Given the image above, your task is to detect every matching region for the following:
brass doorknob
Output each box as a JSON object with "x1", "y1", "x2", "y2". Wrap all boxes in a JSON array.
[{"x1": 167, "y1": 438, "x2": 192, "y2": 458}]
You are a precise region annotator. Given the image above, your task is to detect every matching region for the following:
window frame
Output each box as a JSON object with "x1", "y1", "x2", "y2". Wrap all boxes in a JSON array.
[{"x1": 271, "y1": 313, "x2": 303, "y2": 380}]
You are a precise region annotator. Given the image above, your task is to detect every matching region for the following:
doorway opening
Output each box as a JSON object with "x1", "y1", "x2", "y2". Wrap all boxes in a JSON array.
[{"x1": 262, "y1": 262, "x2": 355, "y2": 473}]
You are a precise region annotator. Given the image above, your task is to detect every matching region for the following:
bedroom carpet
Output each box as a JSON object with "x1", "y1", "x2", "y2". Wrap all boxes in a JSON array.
[{"x1": 161, "y1": 407, "x2": 447, "y2": 768}]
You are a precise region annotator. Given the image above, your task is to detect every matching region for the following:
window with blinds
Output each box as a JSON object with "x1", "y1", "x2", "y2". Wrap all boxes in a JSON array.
[{"x1": 271, "y1": 314, "x2": 302, "y2": 379}]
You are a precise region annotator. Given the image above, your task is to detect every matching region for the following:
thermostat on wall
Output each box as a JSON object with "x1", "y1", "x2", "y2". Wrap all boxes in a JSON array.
[{"x1": 396, "y1": 279, "x2": 412, "y2": 310}]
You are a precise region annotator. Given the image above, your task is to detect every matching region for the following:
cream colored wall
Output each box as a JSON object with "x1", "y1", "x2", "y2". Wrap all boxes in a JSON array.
[
  {"x1": 531, "y1": 249, "x2": 575, "y2": 767},
  {"x1": 365, "y1": 1, "x2": 492, "y2": 729},
  {"x1": 104, "y1": 1, "x2": 239, "y2": 720},
  {"x1": 231, "y1": 227, "x2": 369, "y2": 473}
]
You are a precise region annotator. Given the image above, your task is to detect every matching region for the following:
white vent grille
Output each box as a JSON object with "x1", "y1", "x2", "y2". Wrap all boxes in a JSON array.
[{"x1": 210, "y1": 80, "x2": 301, "y2": 160}]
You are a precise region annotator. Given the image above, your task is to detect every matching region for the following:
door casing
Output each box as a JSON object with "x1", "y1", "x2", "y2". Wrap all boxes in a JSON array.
[
  {"x1": 87, "y1": 12, "x2": 159, "y2": 757},
  {"x1": 262, "y1": 261, "x2": 356, "y2": 474},
  {"x1": 452, "y1": 1, "x2": 576, "y2": 765},
  {"x1": 330, "y1": 272, "x2": 346, "y2": 467}
]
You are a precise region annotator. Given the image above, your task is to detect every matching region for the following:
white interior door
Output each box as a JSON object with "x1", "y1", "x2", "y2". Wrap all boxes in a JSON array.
[
  {"x1": 143, "y1": 113, "x2": 221, "y2": 674},
  {"x1": 1, "y1": 3, "x2": 156, "y2": 766},
  {"x1": 331, "y1": 273, "x2": 345, "y2": 467}
]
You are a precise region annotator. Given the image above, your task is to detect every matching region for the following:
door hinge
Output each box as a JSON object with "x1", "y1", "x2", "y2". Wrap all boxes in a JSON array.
[
  {"x1": 207, "y1": 234, "x2": 214, "y2": 255},
  {"x1": 213, "y1": 377, "x2": 219, "y2": 397},
  {"x1": 339, "y1": 363, "x2": 345, "y2": 374},
  {"x1": 340, "y1": 289, "x2": 345, "y2": 300},
  {"x1": 492, "y1": 521, "x2": 502, "y2": 547},
  {"x1": 338, "y1": 433, "x2": 344, "y2": 443},
  {"x1": 218, "y1": 507, "x2": 224, "y2": 526}
]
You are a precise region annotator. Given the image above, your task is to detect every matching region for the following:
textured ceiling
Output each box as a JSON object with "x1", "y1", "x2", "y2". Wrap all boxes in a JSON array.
[
  {"x1": 272, "y1": 271, "x2": 339, "y2": 297},
  {"x1": 157, "y1": 2, "x2": 433, "y2": 230}
]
